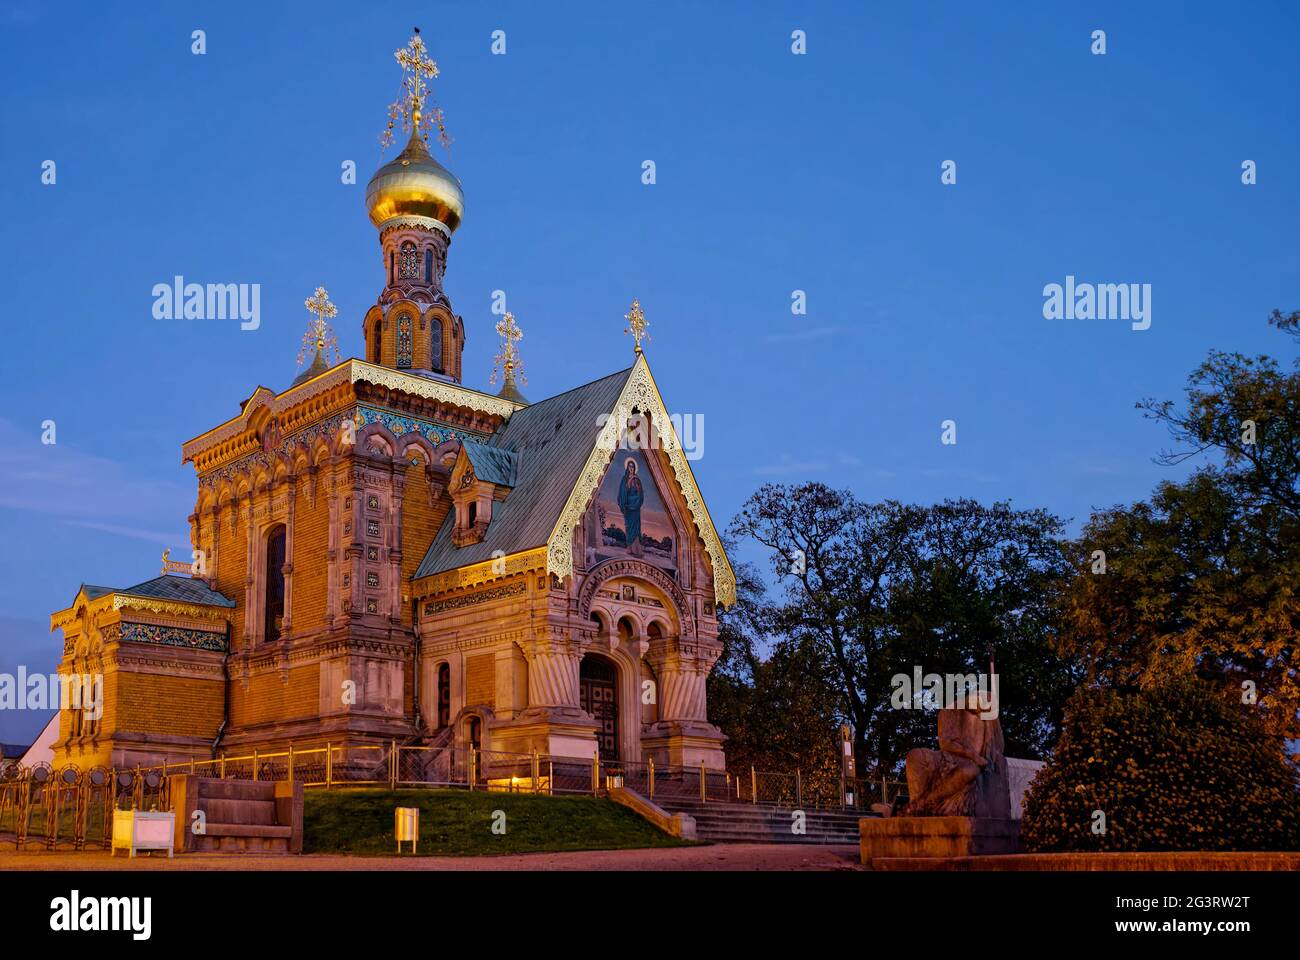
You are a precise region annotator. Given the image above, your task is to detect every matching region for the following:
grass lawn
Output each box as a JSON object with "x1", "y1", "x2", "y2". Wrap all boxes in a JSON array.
[{"x1": 303, "y1": 788, "x2": 691, "y2": 856}]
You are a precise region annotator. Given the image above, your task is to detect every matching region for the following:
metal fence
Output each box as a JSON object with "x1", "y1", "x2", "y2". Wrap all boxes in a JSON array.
[
  {"x1": 3, "y1": 740, "x2": 905, "y2": 851},
  {"x1": 0, "y1": 763, "x2": 167, "y2": 850}
]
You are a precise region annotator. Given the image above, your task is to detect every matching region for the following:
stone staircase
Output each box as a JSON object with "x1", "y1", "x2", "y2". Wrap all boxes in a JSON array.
[
  {"x1": 170, "y1": 775, "x2": 303, "y2": 853},
  {"x1": 655, "y1": 797, "x2": 865, "y2": 844}
]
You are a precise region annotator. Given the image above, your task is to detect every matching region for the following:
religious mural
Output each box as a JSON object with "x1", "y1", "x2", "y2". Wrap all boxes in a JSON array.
[{"x1": 591, "y1": 449, "x2": 676, "y2": 572}]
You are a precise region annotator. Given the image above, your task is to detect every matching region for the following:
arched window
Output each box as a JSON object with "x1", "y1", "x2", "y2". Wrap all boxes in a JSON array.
[
  {"x1": 436, "y1": 663, "x2": 451, "y2": 729},
  {"x1": 424, "y1": 248, "x2": 433, "y2": 283},
  {"x1": 397, "y1": 315, "x2": 412, "y2": 367},
  {"x1": 369, "y1": 319, "x2": 381, "y2": 363},
  {"x1": 264, "y1": 524, "x2": 287, "y2": 643},
  {"x1": 618, "y1": 616, "x2": 635, "y2": 647},
  {"x1": 430, "y1": 317, "x2": 443, "y2": 371},
  {"x1": 399, "y1": 241, "x2": 419, "y2": 280}
]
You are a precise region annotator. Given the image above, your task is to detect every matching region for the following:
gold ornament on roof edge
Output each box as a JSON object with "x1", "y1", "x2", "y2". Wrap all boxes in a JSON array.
[
  {"x1": 491, "y1": 312, "x2": 528, "y2": 404},
  {"x1": 297, "y1": 286, "x2": 341, "y2": 374},
  {"x1": 624, "y1": 298, "x2": 649, "y2": 354}
]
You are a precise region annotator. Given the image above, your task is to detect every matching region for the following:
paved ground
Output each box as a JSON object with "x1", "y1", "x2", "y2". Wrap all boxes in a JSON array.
[{"x1": 0, "y1": 843, "x2": 863, "y2": 871}]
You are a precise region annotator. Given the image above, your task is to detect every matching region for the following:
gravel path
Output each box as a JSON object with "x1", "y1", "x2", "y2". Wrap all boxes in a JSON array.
[{"x1": 0, "y1": 843, "x2": 863, "y2": 871}]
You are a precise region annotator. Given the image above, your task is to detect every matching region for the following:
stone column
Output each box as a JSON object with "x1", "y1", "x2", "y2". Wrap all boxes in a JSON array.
[
  {"x1": 523, "y1": 638, "x2": 582, "y2": 710},
  {"x1": 388, "y1": 468, "x2": 405, "y2": 623},
  {"x1": 645, "y1": 636, "x2": 712, "y2": 722},
  {"x1": 325, "y1": 472, "x2": 339, "y2": 625},
  {"x1": 282, "y1": 477, "x2": 296, "y2": 636}
]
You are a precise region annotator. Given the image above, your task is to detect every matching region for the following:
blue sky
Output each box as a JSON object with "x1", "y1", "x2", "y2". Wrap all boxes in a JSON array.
[{"x1": 1, "y1": 1, "x2": 1297, "y2": 741}]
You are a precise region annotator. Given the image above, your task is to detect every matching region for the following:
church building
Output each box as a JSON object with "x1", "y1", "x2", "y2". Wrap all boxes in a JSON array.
[{"x1": 48, "y1": 34, "x2": 734, "y2": 774}]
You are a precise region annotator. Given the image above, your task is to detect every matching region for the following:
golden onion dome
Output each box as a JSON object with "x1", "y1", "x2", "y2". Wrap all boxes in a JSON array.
[{"x1": 365, "y1": 130, "x2": 464, "y2": 234}]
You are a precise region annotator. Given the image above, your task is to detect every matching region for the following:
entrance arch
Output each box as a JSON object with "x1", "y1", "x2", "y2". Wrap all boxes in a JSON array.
[{"x1": 580, "y1": 654, "x2": 619, "y2": 762}]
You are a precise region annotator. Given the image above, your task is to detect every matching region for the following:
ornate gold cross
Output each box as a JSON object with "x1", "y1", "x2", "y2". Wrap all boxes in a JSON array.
[
  {"x1": 491, "y1": 311, "x2": 526, "y2": 385},
  {"x1": 299, "y1": 286, "x2": 340, "y2": 367},
  {"x1": 382, "y1": 28, "x2": 450, "y2": 150},
  {"x1": 624, "y1": 298, "x2": 649, "y2": 354}
]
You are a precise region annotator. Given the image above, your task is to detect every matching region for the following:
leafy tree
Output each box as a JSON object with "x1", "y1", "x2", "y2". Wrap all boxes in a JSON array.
[
  {"x1": 708, "y1": 552, "x2": 842, "y2": 792},
  {"x1": 1021, "y1": 677, "x2": 1300, "y2": 852},
  {"x1": 1061, "y1": 313, "x2": 1300, "y2": 740},
  {"x1": 726, "y1": 485, "x2": 1077, "y2": 777}
]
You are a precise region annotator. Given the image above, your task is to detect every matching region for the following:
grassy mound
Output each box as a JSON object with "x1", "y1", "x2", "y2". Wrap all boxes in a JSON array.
[{"x1": 304, "y1": 788, "x2": 689, "y2": 856}]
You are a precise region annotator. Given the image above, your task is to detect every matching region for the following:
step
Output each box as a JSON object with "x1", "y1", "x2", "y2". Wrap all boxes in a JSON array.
[
  {"x1": 197, "y1": 780, "x2": 276, "y2": 802},
  {"x1": 202, "y1": 823, "x2": 293, "y2": 839},
  {"x1": 200, "y1": 798, "x2": 277, "y2": 826},
  {"x1": 191, "y1": 834, "x2": 290, "y2": 854}
]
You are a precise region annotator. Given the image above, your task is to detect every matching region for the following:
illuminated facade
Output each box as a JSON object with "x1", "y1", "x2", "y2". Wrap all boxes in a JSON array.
[{"x1": 49, "y1": 35, "x2": 734, "y2": 774}]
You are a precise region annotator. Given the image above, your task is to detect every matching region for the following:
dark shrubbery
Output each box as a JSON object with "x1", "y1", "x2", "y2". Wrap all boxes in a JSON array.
[{"x1": 1021, "y1": 678, "x2": 1300, "y2": 852}]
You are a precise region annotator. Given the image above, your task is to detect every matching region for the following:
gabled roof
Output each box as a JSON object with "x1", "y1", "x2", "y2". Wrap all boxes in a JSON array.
[
  {"x1": 460, "y1": 440, "x2": 519, "y2": 487},
  {"x1": 414, "y1": 367, "x2": 634, "y2": 579}
]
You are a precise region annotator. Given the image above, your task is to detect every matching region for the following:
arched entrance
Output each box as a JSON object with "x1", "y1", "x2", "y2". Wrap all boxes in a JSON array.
[{"x1": 580, "y1": 654, "x2": 619, "y2": 762}]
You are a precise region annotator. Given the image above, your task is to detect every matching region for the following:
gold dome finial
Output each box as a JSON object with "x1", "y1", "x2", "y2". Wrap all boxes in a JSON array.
[
  {"x1": 367, "y1": 30, "x2": 464, "y2": 234},
  {"x1": 624, "y1": 299, "x2": 649, "y2": 354}
]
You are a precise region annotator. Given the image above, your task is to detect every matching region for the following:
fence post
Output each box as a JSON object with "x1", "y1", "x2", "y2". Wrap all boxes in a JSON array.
[
  {"x1": 468, "y1": 745, "x2": 476, "y2": 791},
  {"x1": 548, "y1": 759, "x2": 554, "y2": 796},
  {"x1": 390, "y1": 739, "x2": 397, "y2": 789},
  {"x1": 531, "y1": 749, "x2": 539, "y2": 793},
  {"x1": 591, "y1": 752, "x2": 599, "y2": 796},
  {"x1": 190, "y1": 756, "x2": 196, "y2": 775},
  {"x1": 796, "y1": 768, "x2": 803, "y2": 808},
  {"x1": 325, "y1": 742, "x2": 332, "y2": 789},
  {"x1": 648, "y1": 757, "x2": 655, "y2": 800},
  {"x1": 219, "y1": 753, "x2": 225, "y2": 780},
  {"x1": 699, "y1": 761, "x2": 706, "y2": 803},
  {"x1": 288, "y1": 744, "x2": 295, "y2": 784}
]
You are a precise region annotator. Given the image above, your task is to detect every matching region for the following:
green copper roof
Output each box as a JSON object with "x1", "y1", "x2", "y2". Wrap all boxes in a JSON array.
[{"x1": 118, "y1": 575, "x2": 236, "y2": 608}]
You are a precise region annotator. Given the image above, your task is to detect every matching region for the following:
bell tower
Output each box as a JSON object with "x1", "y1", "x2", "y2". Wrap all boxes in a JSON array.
[{"x1": 362, "y1": 30, "x2": 466, "y2": 382}]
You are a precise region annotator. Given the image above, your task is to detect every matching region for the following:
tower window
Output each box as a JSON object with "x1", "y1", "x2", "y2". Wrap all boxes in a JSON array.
[
  {"x1": 430, "y1": 317, "x2": 443, "y2": 371},
  {"x1": 424, "y1": 248, "x2": 433, "y2": 283},
  {"x1": 397, "y1": 315, "x2": 412, "y2": 367},
  {"x1": 399, "y1": 241, "x2": 419, "y2": 280},
  {"x1": 264, "y1": 524, "x2": 286, "y2": 643},
  {"x1": 369, "y1": 319, "x2": 381, "y2": 363}
]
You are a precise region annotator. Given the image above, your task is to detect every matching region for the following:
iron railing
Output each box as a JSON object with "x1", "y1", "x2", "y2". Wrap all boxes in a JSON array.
[
  {"x1": 3, "y1": 739, "x2": 903, "y2": 852},
  {"x1": 0, "y1": 763, "x2": 167, "y2": 850}
]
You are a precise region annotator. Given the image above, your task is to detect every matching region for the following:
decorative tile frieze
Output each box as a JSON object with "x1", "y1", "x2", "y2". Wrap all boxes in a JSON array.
[
  {"x1": 422, "y1": 580, "x2": 527, "y2": 616},
  {"x1": 108, "y1": 621, "x2": 227, "y2": 652}
]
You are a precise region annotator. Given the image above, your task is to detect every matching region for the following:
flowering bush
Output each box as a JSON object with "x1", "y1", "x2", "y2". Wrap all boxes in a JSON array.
[{"x1": 1021, "y1": 678, "x2": 1300, "y2": 852}]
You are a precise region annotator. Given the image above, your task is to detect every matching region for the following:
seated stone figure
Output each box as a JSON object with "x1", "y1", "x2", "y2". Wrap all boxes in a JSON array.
[{"x1": 904, "y1": 706, "x2": 1011, "y2": 819}]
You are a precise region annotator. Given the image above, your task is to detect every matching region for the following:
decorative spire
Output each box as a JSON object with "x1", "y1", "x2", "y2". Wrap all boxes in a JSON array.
[
  {"x1": 296, "y1": 286, "x2": 340, "y2": 381},
  {"x1": 381, "y1": 27, "x2": 451, "y2": 152},
  {"x1": 491, "y1": 312, "x2": 528, "y2": 403},
  {"x1": 624, "y1": 298, "x2": 649, "y2": 355}
]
